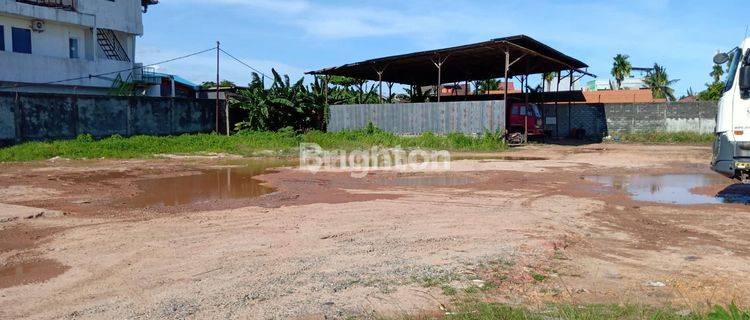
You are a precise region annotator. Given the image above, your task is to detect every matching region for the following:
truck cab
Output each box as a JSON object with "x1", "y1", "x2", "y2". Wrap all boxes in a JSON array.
[
  {"x1": 712, "y1": 38, "x2": 750, "y2": 182},
  {"x1": 509, "y1": 103, "x2": 544, "y2": 136}
]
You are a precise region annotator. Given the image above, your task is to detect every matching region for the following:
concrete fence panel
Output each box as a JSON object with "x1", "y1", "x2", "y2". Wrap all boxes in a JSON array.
[
  {"x1": 0, "y1": 96, "x2": 16, "y2": 141},
  {"x1": 131, "y1": 98, "x2": 173, "y2": 136},
  {"x1": 173, "y1": 99, "x2": 215, "y2": 135},
  {"x1": 18, "y1": 95, "x2": 77, "y2": 141},
  {"x1": 77, "y1": 96, "x2": 129, "y2": 137},
  {"x1": 327, "y1": 101, "x2": 506, "y2": 135},
  {"x1": 603, "y1": 102, "x2": 716, "y2": 135},
  {"x1": 0, "y1": 92, "x2": 220, "y2": 145}
]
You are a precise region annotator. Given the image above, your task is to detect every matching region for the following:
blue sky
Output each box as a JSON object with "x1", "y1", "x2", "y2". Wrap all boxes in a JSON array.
[{"x1": 139, "y1": 0, "x2": 748, "y2": 96}]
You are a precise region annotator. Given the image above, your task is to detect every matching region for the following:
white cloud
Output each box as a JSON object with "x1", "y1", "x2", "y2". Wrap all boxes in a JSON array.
[
  {"x1": 165, "y1": 0, "x2": 310, "y2": 13},
  {"x1": 165, "y1": 0, "x2": 452, "y2": 40}
]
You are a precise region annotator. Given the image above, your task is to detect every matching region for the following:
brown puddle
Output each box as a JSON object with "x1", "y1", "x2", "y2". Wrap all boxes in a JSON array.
[
  {"x1": 375, "y1": 175, "x2": 476, "y2": 187},
  {"x1": 0, "y1": 259, "x2": 69, "y2": 289},
  {"x1": 454, "y1": 155, "x2": 549, "y2": 161},
  {"x1": 0, "y1": 225, "x2": 61, "y2": 254},
  {"x1": 126, "y1": 159, "x2": 294, "y2": 208}
]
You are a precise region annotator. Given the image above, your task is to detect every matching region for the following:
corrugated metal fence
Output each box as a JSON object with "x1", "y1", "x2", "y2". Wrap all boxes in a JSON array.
[{"x1": 328, "y1": 101, "x2": 506, "y2": 135}]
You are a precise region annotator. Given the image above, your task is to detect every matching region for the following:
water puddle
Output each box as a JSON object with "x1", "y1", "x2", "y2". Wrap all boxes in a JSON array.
[
  {"x1": 128, "y1": 159, "x2": 292, "y2": 208},
  {"x1": 586, "y1": 174, "x2": 750, "y2": 205},
  {"x1": 454, "y1": 155, "x2": 549, "y2": 161},
  {"x1": 376, "y1": 175, "x2": 476, "y2": 187},
  {"x1": 0, "y1": 259, "x2": 69, "y2": 289}
]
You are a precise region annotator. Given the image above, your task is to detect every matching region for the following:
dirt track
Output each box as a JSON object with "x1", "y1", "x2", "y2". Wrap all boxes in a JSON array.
[{"x1": 1, "y1": 144, "x2": 749, "y2": 319}]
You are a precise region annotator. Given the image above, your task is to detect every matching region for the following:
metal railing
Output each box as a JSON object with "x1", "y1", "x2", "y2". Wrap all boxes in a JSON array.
[
  {"x1": 15, "y1": 0, "x2": 76, "y2": 11},
  {"x1": 131, "y1": 66, "x2": 161, "y2": 86}
]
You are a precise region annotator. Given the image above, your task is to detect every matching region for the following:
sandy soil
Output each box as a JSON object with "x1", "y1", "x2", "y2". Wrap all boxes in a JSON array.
[{"x1": 0, "y1": 144, "x2": 748, "y2": 319}]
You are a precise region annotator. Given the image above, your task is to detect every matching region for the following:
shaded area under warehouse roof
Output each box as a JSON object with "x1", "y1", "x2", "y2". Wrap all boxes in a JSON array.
[
  {"x1": 307, "y1": 35, "x2": 594, "y2": 86},
  {"x1": 436, "y1": 90, "x2": 588, "y2": 103}
]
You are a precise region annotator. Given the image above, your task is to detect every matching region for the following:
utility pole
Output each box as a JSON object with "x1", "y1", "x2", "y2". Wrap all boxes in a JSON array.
[{"x1": 215, "y1": 41, "x2": 220, "y2": 134}]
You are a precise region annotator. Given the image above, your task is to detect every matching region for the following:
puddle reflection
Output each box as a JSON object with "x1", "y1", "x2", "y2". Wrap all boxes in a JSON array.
[
  {"x1": 586, "y1": 174, "x2": 750, "y2": 205},
  {"x1": 129, "y1": 159, "x2": 292, "y2": 208}
]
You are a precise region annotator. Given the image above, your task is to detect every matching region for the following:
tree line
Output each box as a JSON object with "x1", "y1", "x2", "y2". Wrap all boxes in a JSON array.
[{"x1": 608, "y1": 53, "x2": 728, "y2": 102}]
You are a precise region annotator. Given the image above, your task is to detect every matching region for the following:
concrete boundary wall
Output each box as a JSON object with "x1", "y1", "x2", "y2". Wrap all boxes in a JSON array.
[
  {"x1": 328, "y1": 101, "x2": 506, "y2": 135},
  {"x1": 541, "y1": 102, "x2": 717, "y2": 138},
  {"x1": 0, "y1": 92, "x2": 220, "y2": 145}
]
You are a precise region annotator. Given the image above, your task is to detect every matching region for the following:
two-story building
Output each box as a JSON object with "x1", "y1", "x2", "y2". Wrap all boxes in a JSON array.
[{"x1": 0, "y1": 0, "x2": 157, "y2": 94}]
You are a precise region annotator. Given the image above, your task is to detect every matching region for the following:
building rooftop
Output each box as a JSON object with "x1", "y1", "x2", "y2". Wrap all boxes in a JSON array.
[{"x1": 308, "y1": 35, "x2": 593, "y2": 86}]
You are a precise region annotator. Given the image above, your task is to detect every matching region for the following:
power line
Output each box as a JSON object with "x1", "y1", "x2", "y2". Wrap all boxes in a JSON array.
[
  {"x1": 1, "y1": 46, "x2": 217, "y2": 90},
  {"x1": 219, "y1": 48, "x2": 272, "y2": 81}
]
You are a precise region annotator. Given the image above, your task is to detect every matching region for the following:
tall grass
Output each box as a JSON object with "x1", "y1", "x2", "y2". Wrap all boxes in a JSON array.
[
  {"x1": 395, "y1": 302, "x2": 748, "y2": 320},
  {"x1": 609, "y1": 131, "x2": 715, "y2": 144},
  {"x1": 0, "y1": 127, "x2": 507, "y2": 162}
]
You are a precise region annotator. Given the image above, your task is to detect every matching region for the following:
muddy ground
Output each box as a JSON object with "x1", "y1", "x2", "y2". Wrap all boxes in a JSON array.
[{"x1": 0, "y1": 144, "x2": 749, "y2": 319}]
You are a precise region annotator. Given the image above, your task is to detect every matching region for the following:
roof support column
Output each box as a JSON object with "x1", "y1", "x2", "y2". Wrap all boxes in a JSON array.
[
  {"x1": 436, "y1": 62, "x2": 442, "y2": 102},
  {"x1": 464, "y1": 80, "x2": 469, "y2": 100},
  {"x1": 555, "y1": 70, "x2": 561, "y2": 138},
  {"x1": 524, "y1": 72, "x2": 529, "y2": 143},
  {"x1": 432, "y1": 56, "x2": 448, "y2": 102},
  {"x1": 568, "y1": 69, "x2": 574, "y2": 138},
  {"x1": 503, "y1": 49, "x2": 510, "y2": 134},
  {"x1": 377, "y1": 70, "x2": 384, "y2": 104}
]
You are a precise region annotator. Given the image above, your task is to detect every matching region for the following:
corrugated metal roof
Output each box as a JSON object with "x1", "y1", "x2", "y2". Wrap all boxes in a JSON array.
[
  {"x1": 307, "y1": 35, "x2": 592, "y2": 86},
  {"x1": 153, "y1": 73, "x2": 199, "y2": 89}
]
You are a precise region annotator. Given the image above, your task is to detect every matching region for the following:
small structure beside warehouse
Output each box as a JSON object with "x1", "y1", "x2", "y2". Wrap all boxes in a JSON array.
[
  {"x1": 144, "y1": 72, "x2": 199, "y2": 98},
  {"x1": 583, "y1": 89, "x2": 666, "y2": 104}
]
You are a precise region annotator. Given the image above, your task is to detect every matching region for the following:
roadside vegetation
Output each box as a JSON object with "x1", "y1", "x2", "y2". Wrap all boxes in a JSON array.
[
  {"x1": 229, "y1": 71, "x2": 393, "y2": 132},
  {"x1": 607, "y1": 131, "x2": 715, "y2": 144},
  {"x1": 0, "y1": 126, "x2": 507, "y2": 162},
  {"x1": 610, "y1": 54, "x2": 679, "y2": 101},
  {"x1": 402, "y1": 301, "x2": 750, "y2": 320}
]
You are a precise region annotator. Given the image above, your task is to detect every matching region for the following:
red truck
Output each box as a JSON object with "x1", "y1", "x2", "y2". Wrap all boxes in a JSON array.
[{"x1": 508, "y1": 103, "x2": 544, "y2": 137}]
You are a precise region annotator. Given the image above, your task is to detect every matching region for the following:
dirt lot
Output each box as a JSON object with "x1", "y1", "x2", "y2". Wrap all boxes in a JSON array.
[{"x1": 0, "y1": 144, "x2": 749, "y2": 319}]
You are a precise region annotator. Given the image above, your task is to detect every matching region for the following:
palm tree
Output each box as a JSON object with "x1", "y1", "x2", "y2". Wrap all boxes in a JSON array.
[
  {"x1": 643, "y1": 63, "x2": 679, "y2": 101},
  {"x1": 710, "y1": 64, "x2": 724, "y2": 83},
  {"x1": 542, "y1": 72, "x2": 555, "y2": 91},
  {"x1": 475, "y1": 79, "x2": 500, "y2": 94},
  {"x1": 611, "y1": 54, "x2": 632, "y2": 89}
]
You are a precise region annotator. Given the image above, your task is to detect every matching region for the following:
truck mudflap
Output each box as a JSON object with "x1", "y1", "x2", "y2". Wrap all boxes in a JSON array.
[{"x1": 712, "y1": 133, "x2": 750, "y2": 182}]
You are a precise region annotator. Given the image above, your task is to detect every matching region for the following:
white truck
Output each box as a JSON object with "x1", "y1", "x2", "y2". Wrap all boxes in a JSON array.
[{"x1": 712, "y1": 38, "x2": 750, "y2": 183}]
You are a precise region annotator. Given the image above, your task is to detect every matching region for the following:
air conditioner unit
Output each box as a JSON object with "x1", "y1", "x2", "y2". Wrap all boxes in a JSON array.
[{"x1": 31, "y1": 20, "x2": 45, "y2": 33}]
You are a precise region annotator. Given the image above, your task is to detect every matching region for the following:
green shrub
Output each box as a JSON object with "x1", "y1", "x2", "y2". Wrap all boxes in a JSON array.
[
  {"x1": 610, "y1": 131, "x2": 714, "y2": 144},
  {"x1": 0, "y1": 127, "x2": 508, "y2": 162}
]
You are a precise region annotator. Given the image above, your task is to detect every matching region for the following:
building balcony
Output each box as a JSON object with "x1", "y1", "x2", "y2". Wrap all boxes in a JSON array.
[{"x1": 15, "y1": 0, "x2": 76, "y2": 11}]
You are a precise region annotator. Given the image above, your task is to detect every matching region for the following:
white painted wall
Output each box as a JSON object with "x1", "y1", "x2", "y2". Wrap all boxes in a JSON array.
[
  {"x1": 0, "y1": 50, "x2": 134, "y2": 87},
  {"x1": 77, "y1": 0, "x2": 143, "y2": 35},
  {"x1": 0, "y1": 0, "x2": 146, "y2": 93},
  {"x1": 0, "y1": 0, "x2": 142, "y2": 34},
  {"x1": 0, "y1": 14, "x2": 89, "y2": 59}
]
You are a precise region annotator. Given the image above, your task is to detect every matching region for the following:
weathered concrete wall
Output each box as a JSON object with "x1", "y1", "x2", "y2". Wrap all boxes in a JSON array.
[
  {"x1": 542, "y1": 102, "x2": 717, "y2": 138},
  {"x1": 328, "y1": 101, "x2": 506, "y2": 135},
  {"x1": 0, "y1": 95, "x2": 17, "y2": 141},
  {"x1": 0, "y1": 92, "x2": 218, "y2": 145}
]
